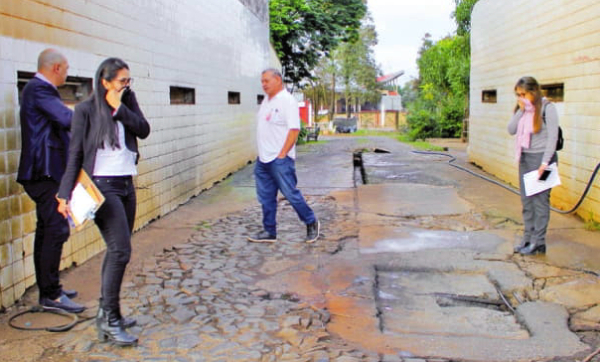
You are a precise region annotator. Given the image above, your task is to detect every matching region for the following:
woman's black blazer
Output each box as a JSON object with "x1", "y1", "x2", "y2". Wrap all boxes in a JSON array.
[{"x1": 58, "y1": 91, "x2": 150, "y2": 200}]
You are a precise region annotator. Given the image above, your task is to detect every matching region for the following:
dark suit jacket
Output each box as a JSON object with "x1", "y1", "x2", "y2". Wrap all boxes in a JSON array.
[
  {"x1": 57, "y1": 90, "x2": 150, "y2": 200},
  {"x1": 17, "y1": 76, "x2": 73, "y2": 183}
]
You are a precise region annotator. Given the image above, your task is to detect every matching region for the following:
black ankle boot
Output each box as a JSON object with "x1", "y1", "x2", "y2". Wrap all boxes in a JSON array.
[
  {"x1": 513, "y1": 237, "x2": 530, "y2": 253},
  {"x1": 97, "y1": 308, "x2": 138, "y2": 346},
  {"x1": 97, "y1": 298, "x2": 136, "y2": 329},
  {"x1": 519, "y1": 243, "x2": 546, "y2": 255}
]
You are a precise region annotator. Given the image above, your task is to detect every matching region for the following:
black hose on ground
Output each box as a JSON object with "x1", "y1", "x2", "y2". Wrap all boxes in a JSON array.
[
  {"x1": 8, "y1": 305, "x2": 93, "y2": 332},
  {"x1": 412, "y1": 150, "x2": 600, "y2": 215}
]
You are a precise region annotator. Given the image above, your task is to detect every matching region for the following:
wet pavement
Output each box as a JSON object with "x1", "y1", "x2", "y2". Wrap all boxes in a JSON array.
[{"x1": 1, "y1": 135, "x2": 599, "y2": 362}]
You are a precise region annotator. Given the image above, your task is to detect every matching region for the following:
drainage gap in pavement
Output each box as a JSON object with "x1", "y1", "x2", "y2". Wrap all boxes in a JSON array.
[
  {"x1": 353, "y1": 148, "x2": 392, "y2": 186},
  {"x1": 373, "y1": 266, "x2": 385, "y2": 333},
  {"x1": 434, "y1": 293, "x2": 505, "y2": 311},
  {"x1": 353, "y1": 150, "x2": 368, "y2": 186}
]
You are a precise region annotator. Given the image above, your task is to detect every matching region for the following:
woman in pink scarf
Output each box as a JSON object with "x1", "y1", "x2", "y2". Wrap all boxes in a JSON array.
[
  {"x1": 514, "y1": 97, "x2": 534, "y2": 162},
  {"x1": 507, "y1": 76, "x2": 559, "y2": 255}
]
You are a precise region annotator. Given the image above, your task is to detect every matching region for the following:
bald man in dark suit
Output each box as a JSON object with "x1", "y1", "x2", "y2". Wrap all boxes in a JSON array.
[{"x1": 17, "y1": 49, "x2": 84, "y2": 313}]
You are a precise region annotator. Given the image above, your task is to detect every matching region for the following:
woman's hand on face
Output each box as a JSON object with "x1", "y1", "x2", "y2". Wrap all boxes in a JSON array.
[
  {"x1": 56, "y1": 196, "x2": 70, "y2": 219},
  {"x1": 105, "y1": 87, "x2": 125, "y2": 110},
  {"x1": 517, "y1": 97, "x2": 526, "y2": 110}
]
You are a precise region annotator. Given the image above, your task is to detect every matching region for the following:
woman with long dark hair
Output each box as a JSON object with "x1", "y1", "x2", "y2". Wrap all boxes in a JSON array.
[
  {"x1": 508, "y1": 76, "x2": 559, "y2": 255},
  {"x1": 57, "y1": 58, "x2": 150, "y2": 345}
]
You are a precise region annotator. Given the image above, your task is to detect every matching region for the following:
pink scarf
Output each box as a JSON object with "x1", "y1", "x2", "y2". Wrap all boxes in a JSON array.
[{"x1": 515, "y1": 98, "x2": 534, "y2": 162}]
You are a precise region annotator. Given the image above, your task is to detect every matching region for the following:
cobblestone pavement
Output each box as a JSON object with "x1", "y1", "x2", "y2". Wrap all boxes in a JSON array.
[
  {"x1": 32, "y1": 197, "x2": 429, "y2": 362},
  {"x1": 2, "y1": 136, "x2": 599, "y2": 362}
]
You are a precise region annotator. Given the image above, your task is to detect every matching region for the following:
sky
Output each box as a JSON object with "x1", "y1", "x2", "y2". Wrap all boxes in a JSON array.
[{"x1": 368, "y1": 0, "x2": 457, "y2": 83}]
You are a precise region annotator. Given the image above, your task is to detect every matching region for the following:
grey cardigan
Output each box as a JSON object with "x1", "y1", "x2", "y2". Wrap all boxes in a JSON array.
[{"x1": 508, "y1": 98, "x2": 559, "y2": 165}]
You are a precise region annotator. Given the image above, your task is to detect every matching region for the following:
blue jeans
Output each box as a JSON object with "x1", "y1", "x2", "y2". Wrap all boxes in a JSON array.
[
  {"x1": 93, "y1": 176, "x2": 136, "y2": 311},
  {"x1": 254, "y1": 157, "x2": 316, "y2": 236}
]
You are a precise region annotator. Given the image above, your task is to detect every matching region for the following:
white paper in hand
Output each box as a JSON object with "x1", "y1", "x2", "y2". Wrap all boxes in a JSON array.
[
  {"x1": 523, "y1": 162, "x2": 561, "y2": 196},
  {"x1": 70, "y1": 183, "x2": 98, "y2": 224}
]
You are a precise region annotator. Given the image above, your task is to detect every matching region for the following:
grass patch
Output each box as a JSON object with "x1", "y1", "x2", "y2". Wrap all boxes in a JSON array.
[
  {"x1": 584, "y1": 212, "x2": 600, "y2": 231},
  {"x1": 312, "y1": 128, "x2": 447, "y2": 151},
  {"x1": 352, "y1": 129, "x2": 398, "y2": 137},
  {"x1": 299, "y1": 139, "x2": 328, "y2": 147},
  {"x1": 396, "y1": 134, "x2": 446, "y2": 151},
  {"x1": 194, "y1": 221, "x2": 212, "y2": 231}
]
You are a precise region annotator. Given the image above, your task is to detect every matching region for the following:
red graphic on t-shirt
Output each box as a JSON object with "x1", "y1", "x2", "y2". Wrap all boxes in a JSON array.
[{"x1": 266, "y1": 109, "x2": 278, "y2": 122}]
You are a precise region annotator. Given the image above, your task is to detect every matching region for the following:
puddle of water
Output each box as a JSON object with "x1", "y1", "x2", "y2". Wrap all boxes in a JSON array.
[
  {"x1": 367, "y1": 162, "x2": 410, "y2": 167},
  {"x1": 353, "y1": 276, "x2": 370, "y2": 285},
  {"x1": 378, "y1": 291, "x2": 399, "y2": 300},
  {"x1": 361, "y1": 230, "x2": 499, "y2": 254}
]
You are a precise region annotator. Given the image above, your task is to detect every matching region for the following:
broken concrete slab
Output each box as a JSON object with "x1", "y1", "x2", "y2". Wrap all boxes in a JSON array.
[
  {"x1": 328, "y1": 292, "x2": 588, "y2": 361},
  {"x1": 518, "y1": 261, "x2": 583, "y2": 279},
  {"x1": 377, "y1": 269, "x2": 527, "y2": 339},
  {"x1": 486, "y1": 262, "x2": 533, "y2": 298},
  {"x1": 571, "y1": 305, "x2": 600, "y2": 332},
  {"x1": 539, "y1": 274, "x2": 600, "y2": 310},
  {"x1": 356, "y1": 184, "x2": 473, "y2": 218},
  {"x1": 541, "y1": 236, "x2": 600, "y2": 274}
]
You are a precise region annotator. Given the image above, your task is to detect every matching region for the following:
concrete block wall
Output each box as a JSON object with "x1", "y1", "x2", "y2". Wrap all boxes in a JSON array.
[
  {"x1": 358, "y1": 111, "x2": 405, "y2": 130},
  {"x1": 469, "y1": 0, "x2": 600, "y2": 222},
  {"x1": 0, "y1": 0, "x2": 272, "y2": 309}
]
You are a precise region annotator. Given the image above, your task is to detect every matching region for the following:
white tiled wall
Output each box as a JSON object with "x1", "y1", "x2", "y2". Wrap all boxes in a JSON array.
[
  {"x1": 468, "y1": 0, "x2": 600, "y2": 221},
  {"x1": 0, "y1": 0, "x2": 273, "y2": 309}
]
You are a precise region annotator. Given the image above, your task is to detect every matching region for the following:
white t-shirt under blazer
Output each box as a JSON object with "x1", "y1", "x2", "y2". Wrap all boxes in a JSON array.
[{"x1": 256, "y1": 89, "x2": 300, "y2": 163}]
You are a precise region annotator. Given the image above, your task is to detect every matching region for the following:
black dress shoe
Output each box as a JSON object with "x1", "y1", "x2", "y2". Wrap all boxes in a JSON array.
[
  {"x1": 40, "y1": 295, "x2": 85, "y2": 313},
  {"x1": 306, "y1": 220, "x2": 320, "y2": 243},
  {"x1": 247, "y1": 230, "x2": 277, "y2": 243},
  {"x1": 519, "y1": 243, "x2": 546, "y2": 255},
  {"x1": 62, "y1": 289, "x2": 78, "y2": 299}
]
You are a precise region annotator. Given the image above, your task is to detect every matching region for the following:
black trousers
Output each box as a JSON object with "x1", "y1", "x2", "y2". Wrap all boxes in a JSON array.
[
  {"x1": 93, "y1": 176, "x2": 136, "y2": 312},
  {"x1": 22, "y1": 180, "x2": 70, "y2": 301}
]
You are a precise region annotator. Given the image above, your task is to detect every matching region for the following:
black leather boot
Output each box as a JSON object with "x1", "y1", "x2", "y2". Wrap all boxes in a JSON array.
[
  {"x1": 514, "y1": 240, "x2": 530, "y2": 253},
  {"x1": 519, "y1": 243, "x2": 546, "y2": 255},
  {"x1": 97, "y1": 298, "x2": 137, "y2": 328},
  {"x1": 97, "y1": 308, "x2": 138, "y2": 346}
]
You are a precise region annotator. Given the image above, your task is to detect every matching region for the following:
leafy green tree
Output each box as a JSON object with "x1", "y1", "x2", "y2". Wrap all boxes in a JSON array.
[
  {"x1": 405, "y1": 0, "x2": 479, "y2": 140},
  {"x1": 399, "y1": 79, "x2": 419, "y2": 109},
  {"x1": 336, "y1": 18, "x2": 380, "y2": 117},
  {"x1": 302, "y1": 15, "x2": 380, "y2": 121},
  {"x1": 270, "y1": 0, "x2": 367, "y2": 87},
  {"x1": 452, "y1": 0, "x2": 479, "y2": 36}
]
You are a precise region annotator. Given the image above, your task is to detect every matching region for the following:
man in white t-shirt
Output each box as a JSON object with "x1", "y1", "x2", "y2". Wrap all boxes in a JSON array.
[{"x1": 248, "y1": 68, "x2": 320, "y2": 243}]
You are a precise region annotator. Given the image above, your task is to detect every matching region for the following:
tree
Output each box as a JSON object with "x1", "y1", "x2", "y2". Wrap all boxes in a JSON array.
[
  {"x1": 452, "y1": 0, "x2": 480, "y2": 36},
  {"x1": 399, "y1": 79, "x2": 419, "y2": 109},
  {"x1": 404, "y1": 0, "x2": 479, "y2": 140},
  {"x1": 270, "y1": 0, "x2": 367, "y2": 87},
  {"x1": 302, "y1": 15, "x2": 380, "y2": 121},
  {"x1": 336, "y1": 19, "x2": 380, "y2": 117}
]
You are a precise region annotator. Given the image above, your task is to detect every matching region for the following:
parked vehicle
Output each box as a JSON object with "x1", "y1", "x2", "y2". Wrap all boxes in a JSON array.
[{"x1": 333, "y1": 117, "x2": 357, "y2": 133}]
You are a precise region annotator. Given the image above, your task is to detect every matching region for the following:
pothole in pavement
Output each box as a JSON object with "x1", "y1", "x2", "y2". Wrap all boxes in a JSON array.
[{"x1": 374, "y1": 267, "x2": 529, "y2": 339}]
